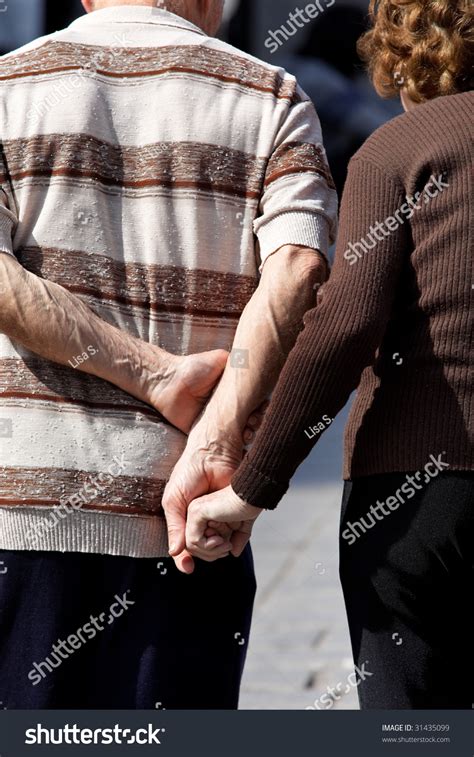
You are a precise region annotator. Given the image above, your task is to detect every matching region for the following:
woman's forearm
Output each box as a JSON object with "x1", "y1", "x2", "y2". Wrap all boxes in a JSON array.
[{"x1": 231, "y1": 159, "x2": 410, "y2": 508}]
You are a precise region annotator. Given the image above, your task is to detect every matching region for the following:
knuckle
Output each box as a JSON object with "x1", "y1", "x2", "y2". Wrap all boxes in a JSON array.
[{"x1": 188, "y1": 502, "x2": 201, "y2": 518}]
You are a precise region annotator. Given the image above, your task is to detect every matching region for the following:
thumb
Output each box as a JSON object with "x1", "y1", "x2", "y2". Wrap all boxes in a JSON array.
[
  {"x1": 230, "y1": 522, "x2": 254, "y2": 557},
  {"x1": 174, "y1": 549, "x2": 195, "y2": 575},
  {"x1": 162, "y1": 496, "x2": 187, "y2": 557},
  {"x1": 163, "y1": 455, "x2": 215, "y2": 557}
]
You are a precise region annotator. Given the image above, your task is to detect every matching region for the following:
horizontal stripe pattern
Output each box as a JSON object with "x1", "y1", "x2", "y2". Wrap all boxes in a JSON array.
[
  {"x1": 0, "y1": 41, "x2": 300, "y2": 102},
  {"x1": 0, "y1": 466, "x2": 166, "y2": 515},
  {"x1": 4, "y1": 135, "x2": 267, "y2": 200},
  {"x1": 265, "y1": 142, "x2": 336, "y2": 191},
  {"x1": 1, "y1": 72, "x2": 291, "y2": 150},
  {"x1": 0, "y1": 401, "x2": 185, "y2": 476},
  {"x1": 15, "y1": 247, "x2": 258, "y2": 318},
  {"x1": 0, "y1": 357, "x2": 164, "y2": 420},
  {"x1": 10, "y1": 184, "x2": 258, "y2": 275}
]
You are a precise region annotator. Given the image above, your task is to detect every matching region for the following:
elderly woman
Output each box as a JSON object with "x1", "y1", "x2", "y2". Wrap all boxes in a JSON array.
[{"x1": 176, "y1": 0, "x2": 473, "y2": 709}]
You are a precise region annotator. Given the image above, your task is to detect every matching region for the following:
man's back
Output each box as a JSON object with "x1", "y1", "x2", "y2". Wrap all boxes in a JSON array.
[{"x1": 0, "y1": 6, "x2": 336, "y2": 557}]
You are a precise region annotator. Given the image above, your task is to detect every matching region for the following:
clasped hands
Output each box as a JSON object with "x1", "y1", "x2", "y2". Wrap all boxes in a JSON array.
[
  {"x1": 154, "y1": 347, "x2": 265, "y2": 573},
  {"x1": 162, "y1": 414, "x2": 264, "y2": 574}
]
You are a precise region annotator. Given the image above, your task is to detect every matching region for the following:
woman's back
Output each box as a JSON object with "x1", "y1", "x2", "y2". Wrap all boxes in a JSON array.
[{"x1": 343, "y1": 91, "x2": 473, "y2": 477}]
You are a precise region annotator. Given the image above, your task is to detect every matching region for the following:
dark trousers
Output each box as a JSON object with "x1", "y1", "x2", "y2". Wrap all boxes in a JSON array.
[
  {"x1": 340, "y1": 471, "x2": 473, "y2": 709},
  {"x1": 0, "y1": 546, "x2": 256, "y2": 709}
]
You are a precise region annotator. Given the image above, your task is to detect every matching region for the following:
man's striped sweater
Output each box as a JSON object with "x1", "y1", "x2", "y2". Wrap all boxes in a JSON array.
[{"x1": 0, "y1": 6, "x2": 337, "y2": 556}]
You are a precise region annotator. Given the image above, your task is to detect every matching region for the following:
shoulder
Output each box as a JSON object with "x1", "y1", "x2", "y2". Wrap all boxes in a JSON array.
[
  {"x1": 350, "y1": 92, "x2": 474, "y2": 177},
  {"x1": 0, "y1": 36, "x2": 57, "y2": 107},
  {"x1": 203, "y1": 37, "x2": 302, "y2": 100},
  {"x1": 0, "y1": 33, "x2": 59, "y2": 64},
  {"x1": 205, "y1": 37, "x2": 294, "y2": 78}
]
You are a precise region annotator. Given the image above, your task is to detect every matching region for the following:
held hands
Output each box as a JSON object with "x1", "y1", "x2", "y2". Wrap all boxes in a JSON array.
[
  {"x1": 182, "y1": 486, "x2": 262, "y2": 566},
  {"x1": 162, "y1": 427, "x2": 241, "y2": 573},
  {"x1": 162, "y1": 405, "x2": 266, "y2": 573},
  {"x1": 147, "y1": 348, "x2": 267, "y2": 439}
]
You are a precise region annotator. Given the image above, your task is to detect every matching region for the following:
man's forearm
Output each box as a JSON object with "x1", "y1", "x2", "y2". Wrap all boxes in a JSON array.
[
  {"x1": 162, "y1": 244, "x2": 328, "y2": 568},
  {"x1": 0, "y1": 252, "x2": 171, "y2": 407},
  {"x1": 192, "y1": 245, "x2": 328, "y2": 446}
]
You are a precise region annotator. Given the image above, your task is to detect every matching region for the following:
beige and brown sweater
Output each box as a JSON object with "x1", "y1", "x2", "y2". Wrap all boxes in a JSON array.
[{"x1": 0, "y1": 6, "x2": 337, "y2": 555}]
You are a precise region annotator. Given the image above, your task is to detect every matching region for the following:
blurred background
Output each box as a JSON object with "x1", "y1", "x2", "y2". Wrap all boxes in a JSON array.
[{"x1": 0, "y1": 0, "x2": 402, "y2": 709}]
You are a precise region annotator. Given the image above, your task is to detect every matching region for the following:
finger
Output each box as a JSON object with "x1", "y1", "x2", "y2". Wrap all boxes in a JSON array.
[
  {"x1": 204, "y1": 526, "x2": 233, "y2": 539},
  {"x1": 208, "y1": 521, "x2": 233, "y2": 539},
  {"x1": 186, "y1": 533, "x2": 231, "y2": 559},
  {"x1": 203, "y1": 526, "x2": 228, "y2": 541},
  {"x1": 163, "y1": 502, "x2": 187, "y2": 557},
  {"x1": 189, "y1": 543, "x2": 233, "y2": 562},
  {"x1": 246, "y1": 413, "x2": 262, "y2": 430},
  {"x1": 195, "y1": 550, "x2": 231, "y2": 563},
  {"x1": 230, "y1": 530, "x2": 251, "y2": 557},
  {"x1": 243, "y1": 428, "x2": 255, "y2": 444},
  {"x1": 186, "y1": 502, "x2": 211, "y2": 548},
  {"x1": 203, "y1": 534, "x2": 227, "y2": 549},
  {"x1": 162, "y1": 465, "x2": 211, "y2": 556},
  {"x1": 252, "y1": 400, "x2": 270, "y2": 423},
  {"x1": 187, "y1": 538, "x2": 233, "y2": 558},
  {"x1": 173, "y1": 549, "x2": 195, "y2": 574}
]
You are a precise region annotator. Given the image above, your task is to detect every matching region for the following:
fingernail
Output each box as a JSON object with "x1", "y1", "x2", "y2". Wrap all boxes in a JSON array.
[{"x1": 169, "y1": 544, "x2": 176, "y2": 553}]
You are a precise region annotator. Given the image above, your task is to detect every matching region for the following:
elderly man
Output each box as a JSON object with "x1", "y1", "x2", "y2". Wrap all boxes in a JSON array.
[{"x1": 0, "y1": 0, "x2": 337, "y2": 708}]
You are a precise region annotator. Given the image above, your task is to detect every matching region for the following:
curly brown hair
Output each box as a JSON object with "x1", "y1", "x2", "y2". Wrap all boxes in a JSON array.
[{"x1": 358, "y1": 0, "x2": 474, "y2": 103}]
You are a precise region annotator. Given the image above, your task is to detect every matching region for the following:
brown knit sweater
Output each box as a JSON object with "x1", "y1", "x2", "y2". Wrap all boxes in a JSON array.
[{"x1": 232, "y1": 91, "x2": 473, "y2": 509}]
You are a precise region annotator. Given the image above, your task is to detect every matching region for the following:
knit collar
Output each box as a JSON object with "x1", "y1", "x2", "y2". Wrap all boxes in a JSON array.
[{"x1": 69, "y1": 5, "x2": 207, "y2": 37}]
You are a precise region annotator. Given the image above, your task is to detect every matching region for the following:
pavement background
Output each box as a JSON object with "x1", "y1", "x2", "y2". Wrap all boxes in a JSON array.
[{"x1": 240, "y1": 401, "x2": 360, "y2": 710}]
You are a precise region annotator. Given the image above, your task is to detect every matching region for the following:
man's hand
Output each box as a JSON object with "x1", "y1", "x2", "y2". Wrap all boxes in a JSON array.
[
  {"x1": 148, "y1": 348, "x2": 229, "y2": 433},
  {"x1": 162, "y1": 403, "x2": 267, "y2": 573},
  {"x1": 162, "y1": 407, "x2": 243, "y2": 574},
  {"x1": 185, "y1": 486, "x2": 262, "y2": 563}
]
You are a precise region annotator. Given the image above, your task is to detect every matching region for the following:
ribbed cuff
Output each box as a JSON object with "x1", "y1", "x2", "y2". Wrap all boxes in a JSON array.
[
  {"x1": 231, "y1": 461, "x2": 289, "y2": 510},
  {"x1": 257, "y1": 211, "x2": 330, "y2": 269}
]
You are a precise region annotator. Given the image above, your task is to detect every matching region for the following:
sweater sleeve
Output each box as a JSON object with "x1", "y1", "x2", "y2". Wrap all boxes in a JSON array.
[
  {"x1": 254, "y1": 87, "x2": 338, "y2": 269},
  {"x1": 231, "y1": 157, "x2": 410, "y2": 508}
]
